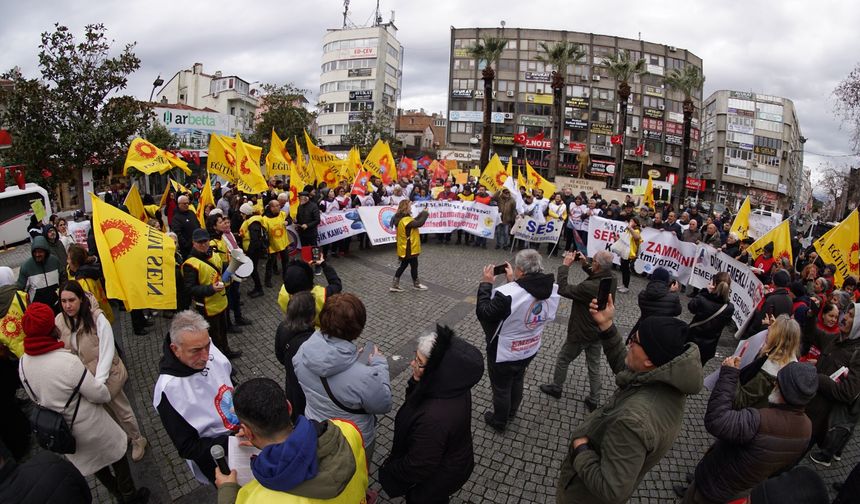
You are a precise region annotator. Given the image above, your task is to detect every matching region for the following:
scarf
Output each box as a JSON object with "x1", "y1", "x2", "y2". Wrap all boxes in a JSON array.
[{"x1": 24, "y1": 334, "x2": 65, "y2": 356}]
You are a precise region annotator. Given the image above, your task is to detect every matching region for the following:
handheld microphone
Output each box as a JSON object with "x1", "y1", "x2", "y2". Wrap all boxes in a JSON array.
[{"x1": 210, "y1": 444, "x2": 230, "y2": 475}]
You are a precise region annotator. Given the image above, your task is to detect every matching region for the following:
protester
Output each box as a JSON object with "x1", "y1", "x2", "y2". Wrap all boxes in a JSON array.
[
  {"x1": 546, "y1": 193, "x2": 568, "y2": 256},
  {"x1": 390, "y1": 199, "x2": 430, "y2": 292},
  {"x1": 238, "y1": 202, "x2": 265, "y2": 297},
  {"x1": 295, "y1": 191, "x2": 321, "y2": 269},
  {"x1": 477, "y1": 249, "x2": 560, "y2": 431},
  {"x1": 277, "y1": 256, "x2": 342, "y2": 326},
  {"x1": 213, "y1": 213, "x2": 251, "y2": 329},
  {"x1": 263, "y1": 199, "x2": 290, "y2": 288},
  {"x1": 663, "y1": 211, "x2": 683, "y2": 239},
  {"x1": 19, "y1": 302, "x2": 150, "y2": 502},
  {"x1": 733, "y1": 315, "x2": 801, "y2": 409},
  {"x1": 566, "y1": 195, "x2": 586, "y2": 252},
  {"x1": 170, "y1": 195, "x2": 200, "y2": 258},
  {"x1": 540, "y1": 250, "x2": 615, "y2": 411},
  {"x1": 743, "y1": 269, "x2": 793, "y2": 339},
  {"x1": 378, "y1": 326, "x2": 484, "y2": 503},
  {"x1": 0, "y1": 439, "x2": 92, "y2": 504},
  {"x1": 17, "y1": 236, "x2": 66, "y2": 313},
  {"x1": 701, "y1": 223, "x2": 722, "y2": 248},
  {"x1": 274, "y1": 291, "x2": 315, "y2": 422},
  {"x1": 752, "y1": 242, "x2": 777, "y2": 284},
  {"x1": 494, "y1": 188, "x2": 516, "y2": 250},
  {"x1": 686, "y1": 271, "x2": 735, "y2": 365},
  {"x1": 213, "y1": 378, "x2": 369, "y2": 503},
  {"x1": 66, "y1": 244, "x2": 114, "y2": 324},
  {"x1": 43, "y1": 224, "x2": 68, "y2": 269},
  {"x1": 293, "y1": 293, "x2": 392, "y2": 460},
  {"x1": 0, "y1": 267, "x2": 30, "y2": 461},
  {"x1": 636, "y1": 267, "x2": 682, "y2": 322},
  {"x1": 557, "y1": 295, "x2": 703, "y2": 504}
]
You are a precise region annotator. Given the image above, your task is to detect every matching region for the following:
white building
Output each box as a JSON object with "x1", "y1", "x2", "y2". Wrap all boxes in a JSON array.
[
  {"x1": 317, "y1": 23, "x2": 403, "y2": 152},
  {"x1": 154, "y1": 63, "x2": 259, "y2": 137}
]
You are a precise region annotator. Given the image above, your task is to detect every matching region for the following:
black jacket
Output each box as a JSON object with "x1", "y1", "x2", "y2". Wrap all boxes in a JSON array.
[
  {"x1": 687, "y1": 290, "x2": 735, "y2": 365},
  {"x1": 637, "y1": 279, "x2": 681, "y2": 322},
  {"x1": 743, "y1": 288, "x2": 793, "y2": 339},
  {"x1": 274, "y1": 325, "x2": 314, "y2": 422},
  {"x1": 693, "y1": 366, "x2": 811, "y2": 503},
  {"x1": 171, "y1": 208, "x2": 201, "y2": 258},
  {"x1": 476, "y1": 272, "x2": 556, "y2": 364},
  {"x1": 0, "y1": 451, "x2": 91, "y2": 504},
  {"x1": 662, "y1": 221, "x2": 683, "y2": 239},
  {"x1": 379, "y1": 327, "x2": 484, "y2": 503},
  {"x1": 182, "y1": 248, "x2": 223, "y2": 302},
  {"x1": 155, "y1": 335, "x2": 229, "y2": 483},
  {"x1": 296, "y1": 201, "x2": 321, "y2": 245}
]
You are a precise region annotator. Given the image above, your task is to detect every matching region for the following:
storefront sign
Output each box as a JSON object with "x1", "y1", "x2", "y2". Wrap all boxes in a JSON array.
[
  {"x1": 665, "y1": 122, "x2": 683, "y2": 135},
  {"x1": 568, "y1": 142, "x2": 586, "y2": 153},
  {"x1": 564, "y1": 118, "x2": 588, "y2": 130},
  {"x1": 644, "y1": 85, "x2": 664, "y2": 97},
  {"x1": 590, "y1": 122, "x2": 614, "y2": 135},
  {"x1": 754, "y1": 145, "x2": 777, "y2": 156},
  {"x1": 730, "y1": 91, "x2": 755, "y2": 100},
  {"x1": 566, "y1": 97, "x2": 589, "y2": 109},
  {"x1": 451, "y1": 89, "x2": 473, "y2": 99},
  {"x1": 492, "y1": 134, "x2": 515, "y2": 145},
  {"x1": 528, "y1": 94, "x2": 553, "y2": 105},
  {"x1": 347, "y1": 68, "x2": 372, "y2": 77},
  {"x1": 666, "y1": 134, "x2": 683, "y2": 145},
  {"x1": 667, "y1": 111, "x2": 684, "y2": 123},
  {"x1": 453, "y1": 48, "x2": 471, "y2": 58},
  {"x1": 339, "y1": 47, "x2": 377, "y2": 60},
  {"x1": 448, "y1": 111, "x2": 505, "y2": 123},
  {"x1": 521, "y1": 138, "x2": 553, "y2": 150},
  {"x1": 524, "y1": 71, "x2": 552, "y2": 82},
  {"x1": 644, "y1": 108, "x2": 664, "y2": 119},
  {"x1": 590, "y1": 145, "x2": 611, "y2": 156},
  {"x1": 519, "y1": 115, "x2": 550, "y2": 127},
  {"x1": 686, "y1": 177, "x2": 706, "y2": 191},
  {"x1": 644, "y1": 130, "x2": 663, "y2": 141},
  {"x1": 589, "y1": 159, "x2": 616, "y2": 176},
  {"x1": 349, "y1": 90, "x2": 373, "y2": 101}
]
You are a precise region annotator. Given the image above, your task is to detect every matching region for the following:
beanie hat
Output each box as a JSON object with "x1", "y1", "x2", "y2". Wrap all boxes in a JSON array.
[
  {"x1": 777, "y1": 362, "x2": 818, "y2": 406},
  {"x1": 192, "y1": 228, "x2": 210, "y2": 242},
  {"x1": 240, "y1": 202, "x2": 254, "y2": 216},
  {"x1": 790, "y1": 280, "x2": 806, "y2": 298},
  {"x1": 651, "y1": 267, "x2": 671, "y2": 284},
  {"x1": 773, "y1": 270, "x2": 791, "y2": 288},
  {"x1": 637, "y1": 316, "x2": 689, "y2": 367},
  {"x1": 208, "y1": 208, "x2": 223, "y2": 217},
  {"x1": 749, "y1": 466, "x2": 829, "y2": 504},
  {"x1": 763, "y1": 242, "x2": 775, "y2": 253},
  {"x1": 22, "y1": 302, "x2": 64, "y2": 356},
  {"x1": 283, "y1": 261, "x2": 314, "y2": 294}
]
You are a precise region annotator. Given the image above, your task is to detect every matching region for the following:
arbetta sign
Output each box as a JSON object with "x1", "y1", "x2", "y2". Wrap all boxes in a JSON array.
[{"x1": 155, "y1": 107, "x2": 229, "y2": 135}]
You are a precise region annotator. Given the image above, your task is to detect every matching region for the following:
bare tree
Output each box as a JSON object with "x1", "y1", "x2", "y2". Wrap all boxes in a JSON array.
[{"x1": 834, "y1": 63, "x2": 860, "y2": 153}]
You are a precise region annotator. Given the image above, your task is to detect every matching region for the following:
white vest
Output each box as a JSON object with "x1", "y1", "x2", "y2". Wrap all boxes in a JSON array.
[
  {"x1": 492, "y1": 282, "x2": 560, "y2": 363},
  {"x1": 153, "y1": 341, "x2": 236, "y2": 483}
]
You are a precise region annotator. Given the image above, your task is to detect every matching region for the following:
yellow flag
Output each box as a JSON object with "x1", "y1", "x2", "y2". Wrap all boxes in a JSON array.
[
  {"x1": 123, "y1": 138, "x2": 190, "y2": 176},
  {"x1": 304, "y1": 130, "x2": 340, "y2": 188},
  {"x1": 730, "y1": 196, "x2": 751, "y2": 240},
  {"x1": 123, "y1": 184, "x2": 147, "y2": 222},
  {"x1": 288, "y1": 161, "x2": 305, "y2": 220},
  {"x1": 479, "y1": 154, "x2": 509, "y2": 193},
  {"x1": 266, "y1": 130, "x2": 292, "y2": 176},
  {"x1": 342, "y1": 147, "x2": 362, "y2": 185},
  {"x1": 644, "y1": 175, "x2": 655, "y2": 209},
  {"x1": 517, "y1": 168, "x2": 528, "y2": 192},
  {"x1": 234, "y1": 135, "x2": 268, "y2": 194},
  {"x1": 196, "y1": 176, "x2": 215, "y2": 227},
  {"x1": 526, "y1": 161, "x2": 556, "y2": 196},
  {"x1": 207, "y1": 134, "x2": 239, "y2": 183},
  {"x1": 293, "y1": 137, "x2": 315, "y2": 186},
  {"x1": 748, "y1": 219, "x2": 793, "y2": 267},
  {"x1": 814, "y1": 209, "x2": 860, "y2": 286},
  {"x1": 362, "y1": 140, "x2": 396, "y2": 185},
  {"x1": 91, "y1": 194, "x2": 176, "y2": 309}
]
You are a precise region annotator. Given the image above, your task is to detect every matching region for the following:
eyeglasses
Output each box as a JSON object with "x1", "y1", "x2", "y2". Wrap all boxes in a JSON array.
[
  {"x1": 411, "y1": 352, "x2": 427, "y2": 369},
  {"x1": 625, "y1": 331, "x2": 641, "y2": 347}
]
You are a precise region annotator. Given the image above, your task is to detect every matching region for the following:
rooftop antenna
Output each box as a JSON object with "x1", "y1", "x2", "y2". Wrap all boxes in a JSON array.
[
  {"x1": 342, "y1": 0, "x2": 349, "y2": 28},
  {"x1": 375, "y1": 0, "x2": 382, "y2": 26}
]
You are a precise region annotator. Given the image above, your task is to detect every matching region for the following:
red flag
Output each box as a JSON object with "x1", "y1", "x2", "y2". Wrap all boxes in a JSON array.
[
  {"x1": 634, "y1": 143, "x2": 645, "y2": 156},
  {"x1": 513, "y1": 132, "x2": 527, "y2": 145},
  {"x1": 610, "y1": 135, "x2": 623, "y2": 145},
  {"x1": 397, "y1": 157, "x2": 416, "y2": 180},
  {"x1": 533, "y1": 132, "x2": 545, "y2": 141},
  {"x1": 351, "y1": 168, "x2": 373, "y2": 196}
]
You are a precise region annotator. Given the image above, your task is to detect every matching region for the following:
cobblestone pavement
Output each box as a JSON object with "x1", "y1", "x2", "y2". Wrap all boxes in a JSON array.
[{"x1": 2, "y1": 240, "x2": 857, "y2": 503}]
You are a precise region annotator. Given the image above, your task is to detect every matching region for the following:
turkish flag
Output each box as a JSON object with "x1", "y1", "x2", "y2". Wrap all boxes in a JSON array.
[
  {"x1": 533, "y1": 132, "x2": 545, "y2": 141},
  {"x1": 634, "y1": 144, "x2": 645, "y2": 156},
  {"x1": 610, "y1": 135, "x2": 623, "y2": 145},
  {"x1": 0, "y1": 129, "x2": 11, "y2": 148},
  {"x1": 513, "y1": 133, "x2": 527, "y2": 145}
]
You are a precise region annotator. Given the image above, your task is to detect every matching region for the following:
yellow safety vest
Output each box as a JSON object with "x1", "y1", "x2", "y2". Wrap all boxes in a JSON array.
[
  {"x1": 396, "y1": 216, "x2": 421, "y2": 259},
  {"x1": 183, "y1": 255, "x2": 228, "y2": 316},
  {"x1": 263, "y1": 211, "x2": 290, "y2": 254},
  {"x1": 0, "y1": 290, "x2": 27, "y2": 358},
  {"x1": 235, "y1": 419, "x2": 368, "y2": 504},
  {"x1": 278, "y1": 285, "x2": 326, "y2": 327},
  {"x1": 67, "y1": 266, "x2": 115, "y2": 324},
  {"x1": 240, "y1": 216, "x2": 265, "y2": 251},
  {"x1": 458, "y1": 193, "x2": 474, "y2": 201}
]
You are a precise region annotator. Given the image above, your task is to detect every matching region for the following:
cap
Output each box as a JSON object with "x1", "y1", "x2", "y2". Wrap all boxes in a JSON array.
[
  {"x1": 637, "y1": 317, "x2": 689, "y2": 367},
  {"x1": 777, "y1": 362, "x2": 818, "y2": 406},
  {"x1": 192, "y1": 228, "x2": 210, "y2": 242}
]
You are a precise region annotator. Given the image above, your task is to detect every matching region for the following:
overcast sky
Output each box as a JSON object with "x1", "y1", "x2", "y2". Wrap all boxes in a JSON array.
[{"x1": 2, "y1": 0, "x2": 858, "y2": 185}]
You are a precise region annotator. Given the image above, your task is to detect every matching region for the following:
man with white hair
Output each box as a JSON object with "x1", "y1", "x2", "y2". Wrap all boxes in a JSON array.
[
  {"x1": 476, "y1": 249, "x2": 560, "y2": 432},
  {"x1": 171, "y1": 194, "x2": 201, "y2": 258},
  {"x1": 153, "y1": 310, "x2": 237, "y2": 485}
]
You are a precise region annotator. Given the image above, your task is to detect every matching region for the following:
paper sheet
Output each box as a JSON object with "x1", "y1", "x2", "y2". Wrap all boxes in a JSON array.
[{"x1": 228, "y1": 436, "x2": 261, "y2": 486}]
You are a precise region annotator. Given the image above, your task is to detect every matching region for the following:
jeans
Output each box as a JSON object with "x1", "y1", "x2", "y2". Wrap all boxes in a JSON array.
[
  {"x1": 552, "y1": 340, "x2": 603, "y2": 401},
  {"x1": 495, "y1": 223, "x2": 511, "y2": 248},
  {"x1": 395, "y1": 256, "x2": 419, "y2": 281},
  {"x1": 487, "y1": 358, "x2": 530, "y2": 424},
  {"x1": 265, "y1": 249, "x2": 288, "y2": 284}
]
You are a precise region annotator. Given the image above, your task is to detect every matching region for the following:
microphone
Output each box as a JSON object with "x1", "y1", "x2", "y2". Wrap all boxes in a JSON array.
[{"x1": 210, "y1": 444, "x2": 230, "y2": 475}]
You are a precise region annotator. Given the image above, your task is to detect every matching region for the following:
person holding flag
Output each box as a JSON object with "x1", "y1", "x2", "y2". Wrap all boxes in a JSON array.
[
  {"x1": 262, "y1": 199, "x2": 289, "y2": 289},
  {"x1": 238, "y1": 203, "x2": 266, "y2": 298},
  {"x1": 390, "y1": 200, "x2": 430, "y2": 293}
]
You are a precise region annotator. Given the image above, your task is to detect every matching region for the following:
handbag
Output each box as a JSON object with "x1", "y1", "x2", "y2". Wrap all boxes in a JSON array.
[
  {"x1": 610, "y1": 230, "x2": 632, "y2": 258},
  {"x1": 21, "y1": 363, "x2": 87, "y2": 454},
  {"x1": 688, "y1": 303, "x2": 729, "y2": 329}
]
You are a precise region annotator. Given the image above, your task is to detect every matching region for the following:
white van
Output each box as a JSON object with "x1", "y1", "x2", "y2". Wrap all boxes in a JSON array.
[{"x1": 0, "y1": 183, "x2": 52, "y2": 246}]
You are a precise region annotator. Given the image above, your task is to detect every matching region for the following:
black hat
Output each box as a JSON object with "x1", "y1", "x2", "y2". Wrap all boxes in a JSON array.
[
  {"x1": 777, "y1": 362, "x2": 818, "y2": 406},
  {"x1": 790, "y1": 280, "x2": 806, "y2": 298},
  {"x1": 298, "y1": 191, "x2": 310, "y2": 197},
  {"x1": 773, "y1": 270, "x2": 791, "y2": 288},
  {"x1": 763, "y1": 242, "x2": 775, "y2": 253},
  {"x1": 637, "y1": 317, "x2": 689, "y2": 367},
  {"x1": 192, "y1": 228, "x2": 210, "y2": 242},
  {"x1": 283, "y1": 260, "x2": 314, "y2": 294},
  {"x1": 651, "y1": 267, "x2": 671, "y2": 284},
  {"x1": 742, "y1": 237, "x2": 755, "y2": 245}
]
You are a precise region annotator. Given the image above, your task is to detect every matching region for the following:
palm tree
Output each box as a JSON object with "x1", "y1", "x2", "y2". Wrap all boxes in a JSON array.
[
  {"x1": 537, "y1": 41, "x2": 586, "y2": 179},
  {"x1": 602, "y1": 50, "x2": 646, "y2": 189},
  {"x1": 665, "y1": 65, "x2": 705, "y2": 208},
  {"x1": 467, "y1": 37, "x2": 508, "y2": 170}
]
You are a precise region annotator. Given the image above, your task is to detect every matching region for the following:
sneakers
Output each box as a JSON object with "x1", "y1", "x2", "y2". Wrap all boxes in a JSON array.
[
  {"x1": 617, "y1": 286, "x2": 630, "y2": 293},
  {"x1": 809, "y1": 449, "x2": 833, "y2": 467},
  {"x1": 583, "y1": 397, "x2": 599, "y2": 412},
  {"x1": 413, "y1": 281, "x2": 429, "y2": 290},
  {"x1": 131, "y1": 437, "x2": 148, "y2": 462},
  {"x1": 390, "y1": 279, "x2": 404, "y2": 293},
  {"x1": 539, "y1": 384, "x2": 562, "y2": 399}
]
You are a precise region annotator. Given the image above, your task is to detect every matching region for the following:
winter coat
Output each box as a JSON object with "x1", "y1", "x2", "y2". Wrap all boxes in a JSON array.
[
  {"x1": 293, "y1": 331, "x2": 392, "y2": 448},
  {"x1": 497, "y1": 196, "x2": 517, "y2": 226},
  {"x1": 558, "y1": 264, "x2": 617, "y2": 344},
  {"x1": 18, "y1": 349, "x2": 126, "y2": 476},
  {"x1": 17, "y1": 236, "x2": 66, "y2": 310},
  {"x1": 296, "y1": 202, "x2": 321, "y2": 246},
  {"x1": 170, "y1": 208, "x2": 201, "y2": 258},
  {"x1": 43, "y1": 226, "x2": 68, "y2": 272},
  {"x1": 275, "y1": 325, "x2": 315, "y2": 421},
  {"x1": 682, "y1": 228, "x2": 702, "y2": 243},
  {"x1": 702, "y1": 231, "x2": 722, "y2": 248},
  {"x1": 744, "y1": 288, "x2": 793, "y2": 339},
  {"x1": 662, "y1": 221, "x2": 683, "y2": 239},
  {"x1": 637, "y1": 279, "x2": 681, "y2": 322},
  {"x1": 379, "y1": 328, "x2": 484, "y2": 503},
  {"x1": 0, "y1": 450, "x2": 91, "y2": 504},
  {"x1": 733, "y1": 357, "x2": 793, "y2": 410},
  {"x1": 557, "y1": 324, "x2": 703, "y2": 504},
  {"x1": 693, "y1": 366, "x2": 811, "y2": 503},
  {"x1": 687, "y1": 290, "x2": 735, "y2": 365}
]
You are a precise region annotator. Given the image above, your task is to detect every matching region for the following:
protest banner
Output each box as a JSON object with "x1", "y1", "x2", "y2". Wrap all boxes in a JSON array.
[
  {"x1": 703, "y1": 329, "x2": 768, "y2": 390},
  {"x1": 67, "y1": 220, "x2": 91, "y2": 251},
  {"x1": 511, "y1": 217, "x2": 563, "y2": 244},
  {"x1": 586, "y1": 215, "x2": 629, "y2": 263},
  {"x1": 687, "y1": 244, "x2": 765, "y2": 336},
  {"x1": 356, "y1": 205, "x2": 398, "y2": 246},
  {"x1": 316, "y1": 210, "x2": 366, "y2": 246},
  {"x1": 358, "y1": 200, "x2": 499, "y2": 246},
  {"x1": 633, "y1": 229, "x2": 698, "y2": 282},
  {"x1": 748, "y1": 213, "x2": 782, "y2": 240}
]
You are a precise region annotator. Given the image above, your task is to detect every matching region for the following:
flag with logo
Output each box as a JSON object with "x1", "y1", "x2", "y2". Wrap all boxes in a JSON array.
[
  {"x1": 526, "y1": 161, "x2": 556, "y2": 196},
  {"x1": 362, "y1": 140, "x2": 395, "y2": 185},
  {"x1": 427, "y1": 160, "x2": 447, "y2": 182},
  {"x1": 196, "y1": 176, "x2": 215, "y2": 226},
  {"x1": 123, "y1": 138, "x2": 190, "y2": 176},
  {"x1": 397, "y1": 157, "x2": 416, "y2": 180},
  {"x1": 91, "y1": 194, "x2": 176, "y2": 309},
  {"x1": 123, "y1": 184, "x2": 147, "y2": 222},
  {"x1": 304, "y1": 130, "x2": 340, "y2": 187},
  {"x1": 417, "y1": 155, "x2": 432, "y2": 171},
  {"x1": 234, "y1": 135, "x2": 268, "y2": 194},
  {"x1": 814, "y1": 209, "x2": 859, "y2": 287},
  {"x1": 343, "y1": 146, "x2": 362, "y2": 185},
  {"x1": 730, "y1": 196, "x2": 752, "y2": 240},
  {"x1": 748, "y1": 219, "x2": 793, "y2": 267},
  {"x1": 643, "y1": 175, "x2": 655, "y2": 209},
  {"x1": 266, "y1": 130, "x2": 292, "y2": 176},
  {"x1": 479, "y1": 154, "x2": 509, "y2": 193},
  {"x1": 288, "y1": 161, "x2": 305, "y2": 220},
  {"x1": 207, "y1": 134, "x2": 239, "y2": 184},
  {"x1": 293, "y1": 137, "x2": 316, "y2": 186},
  {"x1": 610, "y1": 135, "x2": 623, "y2": 145},
  {"x1": 517, "y1": 168, "x2": 528, "y2": 193},
  {"x1": 634, "y1": 143, "x2": 645, "y2": 157},
  {"x1": 351, "y1": 168, "x2": 374, "y2": 197}
]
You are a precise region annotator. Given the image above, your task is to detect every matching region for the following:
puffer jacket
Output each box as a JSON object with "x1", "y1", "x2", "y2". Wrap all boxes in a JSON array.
[
  {"x1": 687, "y1": 290, "x2": 735, "y2": 365},
  {"x1": 557, "y1": 324, "x2": 703, "y2": 504},
  {"x1": 693, "y1": 366, "x2": 811, "y2": 503},
  {"x1": 636, "y1": 279, "x2": 681, "y2": 322},
  {"x1": 744, "y1": 288, "x2": 793, "y2": 338},
  {"x1": 16, "y1": 236, "x2": 66, "y2": 311},
  {"x1": 557, "y1": 264, "x2": 617, "y2": 344},
  {"x1": 293, "y1": 330, "x2": 392, "y2": 448}
]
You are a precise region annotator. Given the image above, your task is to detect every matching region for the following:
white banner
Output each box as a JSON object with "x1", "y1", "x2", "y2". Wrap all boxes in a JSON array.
[
  {"x1": 315, "y1": 210, "x2": 365, "y2": 246},
  {"x1": 357, "y1": 201, "x2": 499, "y2": 246},
  {"x1": 633, "y1": 229, "x2": 699, "y2": 282},
  {"x1": 511, "y1": 217, "x2": 564, "y2": 244},
  {"x1": 748, "y1": 213, "x2": 782, "y2": 239},
  {"x1": 687, "y1": 245, "x2": 765, "y2": 336},
  {"x1": 67, "y1": 220, "x2": 92, "y2": 251},
  {"x1": 586, "y1": 216, "x2": 629, "y2": 264}
]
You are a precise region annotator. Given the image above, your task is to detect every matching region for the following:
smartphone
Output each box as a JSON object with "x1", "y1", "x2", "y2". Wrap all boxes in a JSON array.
[
  {"x1": 359, "y1": 341, "x2": 375, "y2": 364},
  {"x1": 311, "y1": 246, "x2": 321, "y2": 262},
  {"x1": 493, "y1": 263, "x2": 508, "y2": 276},
  {"x1": 596, "y1": 277, "x2": 613, "y2": 311},
  {"x1": 766, "y1": 304, "x2": 775, "y2": 317}
]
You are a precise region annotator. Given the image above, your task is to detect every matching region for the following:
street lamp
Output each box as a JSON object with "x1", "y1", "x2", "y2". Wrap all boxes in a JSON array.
[{"x1": 149, "y1": 75, "x2": 164, "y2": 102}]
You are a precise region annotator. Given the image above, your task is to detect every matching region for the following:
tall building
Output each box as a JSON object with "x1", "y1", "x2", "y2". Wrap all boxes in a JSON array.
[
  {"x1": 154, "y1": 63, "x2": 260, "y2": 137},
  {"x1": 317, "y1": 22, "x2": 403, "y2": 152},
  {"x1": 447, "y1": 28, "x2": 703, "y2": 186},
  {"x1": 699, "y1": 90, "x2": 804, "y2": 212}
]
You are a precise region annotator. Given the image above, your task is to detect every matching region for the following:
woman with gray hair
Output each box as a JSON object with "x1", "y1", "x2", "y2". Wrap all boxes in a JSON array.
[{"x1": 379, "y1": 325, "x2": 484, "y2": 503}]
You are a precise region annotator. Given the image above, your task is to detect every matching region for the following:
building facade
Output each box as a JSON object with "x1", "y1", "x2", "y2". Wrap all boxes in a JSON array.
[
  {"x1": 394, "y1": 109, "x2": 446, "y2": 157},
  {"x1": 317, "y1": 24, "x2": 403, "y2": 152},
  {"x1": 447, "y1": 28, "x2": 703, "y2": 186},
  {"x1": 699, "y1": 90, "x2": 805, "y2": 212},
  {"x1": 154, "y1": 63, "x2": 259, "y2": 137}
]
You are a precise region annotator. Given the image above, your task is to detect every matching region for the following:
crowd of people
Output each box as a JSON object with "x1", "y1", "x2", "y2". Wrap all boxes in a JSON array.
[{"x1": 1, "y1": 169, "x2": 859, "y2": 504}]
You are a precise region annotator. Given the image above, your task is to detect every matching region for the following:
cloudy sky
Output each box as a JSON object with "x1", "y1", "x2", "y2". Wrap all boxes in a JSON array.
[{"x1": 2, "y1": 0, "x2": 858, "y2": 183}]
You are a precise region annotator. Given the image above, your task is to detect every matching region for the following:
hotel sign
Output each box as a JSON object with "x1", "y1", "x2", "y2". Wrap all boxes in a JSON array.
[{"x1": 524, "y1": 71, "x2": 552, "y2": 82}]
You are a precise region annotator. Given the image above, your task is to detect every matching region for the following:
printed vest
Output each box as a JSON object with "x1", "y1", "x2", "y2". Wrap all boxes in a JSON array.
[
  {"x1": 493, "y1": 282, "x2": 560, "y2": 363},
  {"x1": 0, "y1": 291, "x2": 27, "y2": 358},
  {"x1": 263, "y1": 212, "x2": 290, "y2": 253},
  {"x1": 278, "y1": 285, "x2": 326, "y2": 327},
  {"x1": 240, "y1": 216, "x2": 264, "y2": 251},
  {"x1": 183, "y1": 255, "x2": 228, "y2": 316},
  {"x1": 396, "y1": 216, "x2": 421, "y2": 258}
]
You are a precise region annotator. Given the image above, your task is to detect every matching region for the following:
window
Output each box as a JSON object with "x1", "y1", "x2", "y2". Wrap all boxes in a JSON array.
[
  {"x1": 230, "y1": 106, "x2": 235, "y2": 115},
  {"x1": 751, "y1": 170, "x2": 779, "y2": 184},
  {"x1": 498, "y1": 59, "x2": 517, "y2": 72},
  {"x1": 516, "y1": 102, "x2": 552, "y2": 115},
  {"x1": 494, "y1": 101, "x2": 516, "y2": 113},
  {"x1": 641, "y1": 74, "x2": 663, "y2": 86},
  {"x1": 321, "y1": 58, "x2": 377, "y2": 73},
  {"x1": 450, "y1": 122, "x2": 473, "y2": 133},
  {"x1": 727, "y1": 132, "x2": 754, "y2": 144},
  {"x1": 592, "y1": 45, "x2": 615, "y2": 61},
  {"x1": 387, "y1": 44, "x2": 399, "y2": 59},
  {"x1": 645, "y1": 54, "x2": 664, "y2": 67},
  {"x1": 727, "y1": 98, "x2": 755, "y2": 111},
  {"x1": 754, "y1": 135, "x2": 782, "y2": 150},
  {"x1": 667, "y1": 57, "x2": 685, "y2": 70},
  {"x1": 385, "y1": 63, "x2": 399, "y2": 77},
  {"x1": 595, "y1": 88, "x2": 615, "y2": 100},
  {"x1": 566, "y1": 85, "x2": 590, "y2": 98},
  {"x1": 645, "y1": 140, "x2": 663, "y2": 154},
  {"x1": 754, "y1": 154, "x2": 780, "y2": 167},
  {"x1": 323, "y1": 38, "x2": 379, "y2": 53},
  {"x1": 726, "y1": 148, "x2": 753, "y2": 160},
  {"x1": 452, "y1": 79, "x2": 474, "y2": 90},
  {"x1": 643, "y1": 96, "x2": 664, "y2": 109},
  {"x1": 724, "y1": 166, "x2": 749, "y2": 178},
  {"x1": 453, "y1": 38, "x2": 476, "y2": 48},
  {"x1": 320, "y1": 124, "x2": 350, "y2": 136},
  {"x1": 665, "y1": 144, "x2": 682, "y2": 157},
  {"x1": 589, "y1": 110, "x2": 614, "y2": 122},
  {"x1": 755, "y1": 119, "x2": 783, "y2": 133},
  {"x1": 497, "y1": 80, "x2": 515, "y2": 92}
]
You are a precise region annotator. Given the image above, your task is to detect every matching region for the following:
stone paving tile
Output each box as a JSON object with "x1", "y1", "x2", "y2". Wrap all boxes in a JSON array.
[{"x1": 5, "y1": 240, "x2": 859, "y2": 503}]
